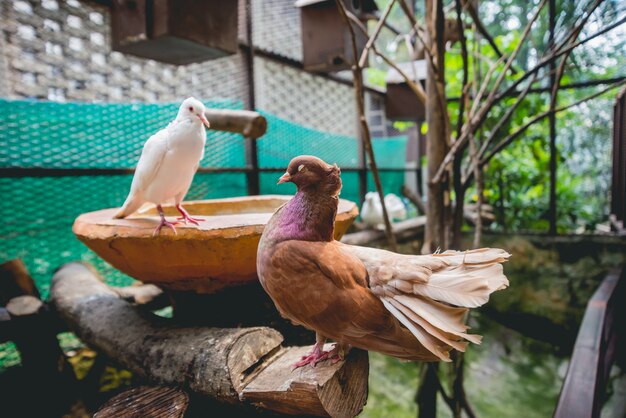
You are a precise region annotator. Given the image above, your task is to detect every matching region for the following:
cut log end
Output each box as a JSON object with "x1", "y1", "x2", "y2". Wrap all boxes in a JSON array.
[
  {"x1": 6, "y1": 295, "x2": 43, "y2": 317},
  {"x1": 241, "y1": 345, "x2": 369, "y2": 418},
  {"x1": 0, "y1": 258, "x2": 39, "y2": 305}
]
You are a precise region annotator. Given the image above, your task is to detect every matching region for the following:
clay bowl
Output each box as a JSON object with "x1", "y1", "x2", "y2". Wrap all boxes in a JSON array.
[{"x1": 73, "y1": 195, "x2": 358, "y2": 293}]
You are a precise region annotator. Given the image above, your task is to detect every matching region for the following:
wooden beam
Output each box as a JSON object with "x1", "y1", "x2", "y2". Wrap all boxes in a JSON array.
[{"x1": 204, "y1": 109, "x2": 267, "y2": 139}]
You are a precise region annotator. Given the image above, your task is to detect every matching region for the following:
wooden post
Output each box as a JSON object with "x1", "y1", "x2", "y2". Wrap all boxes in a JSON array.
[{"x1": 244, "y1": 0, "x2": 260, "y2": 196}]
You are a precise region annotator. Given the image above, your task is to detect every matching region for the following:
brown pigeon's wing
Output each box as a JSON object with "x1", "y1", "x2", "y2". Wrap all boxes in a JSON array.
[
  {"x1": 265, "y1": 241, "x2": 414, "y2": 349},
  {"x1": 340, "y1": 244, "x2": 510, "y2": 308}
]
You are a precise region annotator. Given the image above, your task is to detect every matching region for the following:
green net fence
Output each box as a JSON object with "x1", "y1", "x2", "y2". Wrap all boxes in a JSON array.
[{"x1": 0, "y1": 98, "x2": 408, "y2": 368}]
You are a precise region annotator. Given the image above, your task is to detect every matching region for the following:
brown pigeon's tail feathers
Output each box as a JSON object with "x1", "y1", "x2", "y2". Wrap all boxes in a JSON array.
[
  {"x1": 344, "y1": 246, "x2": 510, "y2": 362},
  {"x1": 113, "y1": 193, "x2": 144, "y2": 219},
  {"x1": 379, "y1": 248, "x2": 510, "y2": 361},
  {"x1": 420, "y1": 248, "x2": 510, "y2": 308}
]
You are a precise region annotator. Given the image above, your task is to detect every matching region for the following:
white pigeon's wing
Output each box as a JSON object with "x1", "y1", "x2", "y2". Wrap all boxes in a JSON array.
[
  {"x1": 174, "y1": 162, "x2": 200, "y2": 205},
  {"x1": 129, "y1": 128, "x2": 169, "y2": 195},
  {"x1": 115, "y1": 128, "x2": 169, "y2": 218}
]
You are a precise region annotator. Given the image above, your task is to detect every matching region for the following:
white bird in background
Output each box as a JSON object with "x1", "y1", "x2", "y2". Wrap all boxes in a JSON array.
[
  {"x1": 361, "y1": 192, "x2": 407, "y2": 228},
  {"x1": 114, "y1": 97, "x2": 211, "y2": 235}
]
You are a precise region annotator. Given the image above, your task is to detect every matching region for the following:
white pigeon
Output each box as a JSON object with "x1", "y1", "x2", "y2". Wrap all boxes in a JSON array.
[
  {"x1": 361, "y1": 192, "x2": 408, "y2": 228},
  {"x1": 114, "y1": 97, "x2": 211, "y2": 235}
]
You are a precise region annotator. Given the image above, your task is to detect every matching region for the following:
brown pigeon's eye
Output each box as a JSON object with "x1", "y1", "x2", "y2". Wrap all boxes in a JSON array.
[
  {"x1": 298, "y1": 164, "x2": 305, "y2": 172},
  {"x1": 188, "y1": 106, "x2": 193, "y2": 112}
]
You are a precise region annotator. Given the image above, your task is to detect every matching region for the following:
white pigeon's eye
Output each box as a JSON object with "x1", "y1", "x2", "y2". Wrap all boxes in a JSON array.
[
  {"x1": 298, "y1": 164, "x2": 305, "y2": 172},
  {"x1": 188, "y1": 106, "x2": 193, "y2": 112}
]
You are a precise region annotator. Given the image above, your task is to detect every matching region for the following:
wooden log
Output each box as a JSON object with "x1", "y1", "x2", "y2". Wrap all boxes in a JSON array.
[
  {"x1": 241, "y1": 345, "x2": 369, "y2": 418},
  {"x1": 6, "y1": 295, "x2": 43, "y2": 317},
  {"x1": 111, "y1": 283, "x2": 168, "y2": 310},
  {"x1": 463, "y1": 203, "x2": 495, "y2": 226},
  {"x1": 50, "y1": 262, "x2": 283, "y2": 404},
  {"x1": 205, "y1": 109, "x2": 267, "y2": 138},
  {"x1": 0, "y1": 259, "x2": 39, "y2": 305},
  {"x1": 5, "y1": 295, "x2": 68, "y2": 381},
  {"x1": 50, "y1": 263, "x2": 369, "y2": 417},
  {"x1": 95, "y1": 386, "x2": 189, "y2": 418},
  {"x1": 341, "y1": 216, "x2": 427, "y2": 246}
]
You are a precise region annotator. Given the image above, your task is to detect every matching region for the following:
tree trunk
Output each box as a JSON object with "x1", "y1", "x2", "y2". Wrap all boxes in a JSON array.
[{"x1": 423, "y1": 0, "x2": 450, "y2": 254}]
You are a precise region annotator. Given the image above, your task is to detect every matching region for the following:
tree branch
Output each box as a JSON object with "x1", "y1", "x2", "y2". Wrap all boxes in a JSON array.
[
  {"x1": 495, "y1": 12, "x2": 626, "y2": 104},
  {"x1": 479, "y1": 80, "x2": 626, "y2": 168},
  {"x1": 347, "y1": 12, "x2": 428, "y2": 104},
  {"x1": 463, "y1": 0, "x2": 518, "y2": 74},
  {"x1": 358, "y1": 0, "x2": 397, "y2": 68},
  {"x1": 432, "y1": 0, "x2": 547, "y2": 184},
  {"x1": 463, "y1": 71, "x2": 540, "y2": 180},
  {"x1": 336, "y1": 0, "x2": 398, "y2": 251},
  {"x1": 454, "y1": 0, "x2": 469, "y2": 138},
  {"x1": 432, "y1": 55, "x2": 505, "y2": 184}
]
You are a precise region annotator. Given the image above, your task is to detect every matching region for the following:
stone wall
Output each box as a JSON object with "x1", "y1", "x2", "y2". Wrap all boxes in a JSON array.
[
  {"x1": 0, "y1": 0, "x2": 389, "y2": 138},
  {"x1": 0, "y1": 0, "x2": 250, "y2": 105}
]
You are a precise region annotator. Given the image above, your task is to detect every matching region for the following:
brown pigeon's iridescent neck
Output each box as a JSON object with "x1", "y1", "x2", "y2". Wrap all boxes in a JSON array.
[{"x1": 264, "y1": 189, "x2": 338, "y2": 244}]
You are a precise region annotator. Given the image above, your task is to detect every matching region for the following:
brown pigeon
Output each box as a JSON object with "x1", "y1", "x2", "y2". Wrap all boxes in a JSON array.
[{"x1": 257, "y1": 155, "x2": 510, "y2": 368}]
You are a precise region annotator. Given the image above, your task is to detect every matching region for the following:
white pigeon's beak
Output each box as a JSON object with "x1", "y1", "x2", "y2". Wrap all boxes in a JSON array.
[
  {"x1": 277, "y1": 172, "x2": 291, "y2": 184},
  {"x1": 198, "y1": 113, "x2": 211, "y2": 129}
]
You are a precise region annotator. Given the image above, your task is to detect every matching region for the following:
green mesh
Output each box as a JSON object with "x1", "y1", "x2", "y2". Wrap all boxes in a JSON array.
[
  {"x1": 0, "y1": 99, "x2": 245, "y2": 170},
  {"x1": 0, "y1": 98, "x2": 408, "y2": 370}
]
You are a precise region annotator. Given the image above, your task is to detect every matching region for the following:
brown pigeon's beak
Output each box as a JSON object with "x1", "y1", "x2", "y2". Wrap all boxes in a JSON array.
[
  {"x1": 198, "y1": 113, "x2": 211, "y2": 129},
  {"x1": 277, "y1": 172, "x2": 291, "y2": 184}
]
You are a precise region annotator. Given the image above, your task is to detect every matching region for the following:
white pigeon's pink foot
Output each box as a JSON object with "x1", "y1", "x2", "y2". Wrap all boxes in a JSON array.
[
  {"x1": 176, "y1": 204, "x2": 203, "y2": 225},
  {"x1": 153, "y1": 205, "x2": 179, "y2": 236},
  {"x1": 153, "y1": 219, "x2": 178, "y2": 236},
  {"x1": 292, "y1": 343, "x2": 342, "y2": 370}
]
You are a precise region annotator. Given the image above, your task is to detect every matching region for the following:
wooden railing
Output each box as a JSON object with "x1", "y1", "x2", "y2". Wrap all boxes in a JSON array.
[{"x1": 554, "y1": 265, "x2": 625, "y2": 418}]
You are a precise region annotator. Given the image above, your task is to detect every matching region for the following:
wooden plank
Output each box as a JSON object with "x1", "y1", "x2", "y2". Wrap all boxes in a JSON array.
[{"x1": 554, "y1": 266, "x2": 625, "y2": 418}]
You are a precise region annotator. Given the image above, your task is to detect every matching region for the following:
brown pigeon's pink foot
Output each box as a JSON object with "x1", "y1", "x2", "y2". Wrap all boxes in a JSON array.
[
  {"x1": 292, "y1": 343, "x2": 342, "y2": 370},
  {"x1": 154, "y1": 205, "x2": 179, "y2": 236},
  {"x1": 176, "y1": 204, "x2": 203, "y2": 225}
]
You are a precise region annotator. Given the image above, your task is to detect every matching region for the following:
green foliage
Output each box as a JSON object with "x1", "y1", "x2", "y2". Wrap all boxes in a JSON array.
[
  {"x1": 392, "y1": 120, "x2": 416, "y2": 132},
  {"x1": 365, "y1": 67, "x2": 387, "y2": 88},
  {"x1": 369, "y1": 0, "x2": 623, "y2": 233}
]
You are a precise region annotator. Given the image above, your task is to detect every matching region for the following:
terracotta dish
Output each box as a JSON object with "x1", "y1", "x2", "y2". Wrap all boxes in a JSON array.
[{"x1": 73, "y1": 195, "x2": 358, "y2": 293}]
